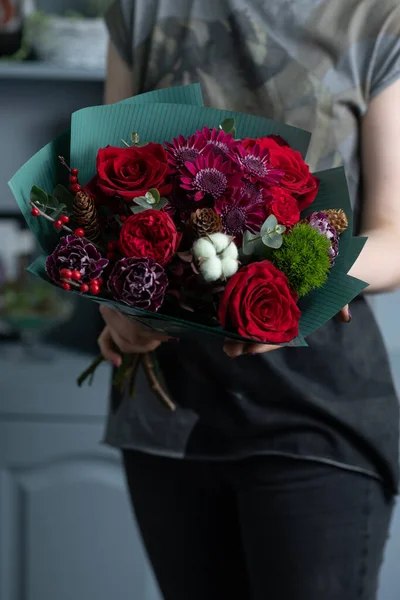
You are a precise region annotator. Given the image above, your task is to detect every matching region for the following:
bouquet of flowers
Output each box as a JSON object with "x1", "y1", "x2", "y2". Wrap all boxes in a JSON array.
[{"x1": 9, "y1": 84, "x2": 367, "y2": 407}]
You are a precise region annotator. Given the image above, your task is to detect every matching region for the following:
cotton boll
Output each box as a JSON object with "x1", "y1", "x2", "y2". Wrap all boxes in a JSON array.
[
  {"x1": 208, "y1": 232, "x2": 231, "y2": 254},
  {"x1": 221, "y1": 241, "x2": 238, "y2": 261},
  {"x1": 220, "y1": 257, "x2": 239, "y2": 279},
  {"x1": 199, "y1": 257, "x2": 223, "y2": 282},
  {"x1": 192, "y1": 238, "x2": 216, "y2": 260}
]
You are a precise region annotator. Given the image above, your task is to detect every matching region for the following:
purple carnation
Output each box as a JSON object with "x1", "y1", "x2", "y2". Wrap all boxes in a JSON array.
[
  {"x1": 306, "y1": 212, "x2": 339, "y2": 264},
  {"x1": 108, "y1": 257, "x2": 168, "y2": 311},
  {"x1": 46, "y1": 235, "x2": 108, "y2": 284}
]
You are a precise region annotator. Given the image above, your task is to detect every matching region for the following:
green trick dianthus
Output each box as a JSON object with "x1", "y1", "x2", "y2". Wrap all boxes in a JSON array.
[{"x1": 270, "y1": 223, "x2": 331, "y2": 297}]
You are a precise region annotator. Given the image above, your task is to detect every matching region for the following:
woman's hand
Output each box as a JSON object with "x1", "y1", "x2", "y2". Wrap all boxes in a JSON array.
[
  {"x1": 223, "y1": 305, "x2": 351, "y2": 358},
  {"x1": 98, "y1": 306, "x2": 169, "y2": 367}
]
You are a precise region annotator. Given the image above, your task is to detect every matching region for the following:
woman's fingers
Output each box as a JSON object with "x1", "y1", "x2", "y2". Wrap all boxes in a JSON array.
[
  {"x1": 98, "y1": 327, "x2": 122, "y2": 367},
  {"x1": 337, "y1": 304, "x2": 352, "y2": 323}
]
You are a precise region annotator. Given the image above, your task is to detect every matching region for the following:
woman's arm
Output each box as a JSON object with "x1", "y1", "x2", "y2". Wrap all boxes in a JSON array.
[
  {"x1": 349, "y1": 79, "x2": 400, "y2": 293},
  {"x1": 104, "y1": 41, "x2": 134, "y2": 105}
]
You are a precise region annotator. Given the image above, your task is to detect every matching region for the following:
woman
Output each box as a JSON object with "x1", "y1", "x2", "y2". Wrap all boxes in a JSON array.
[{"x1": 99, "y1": 1, "x2": 400, "y2": 598}]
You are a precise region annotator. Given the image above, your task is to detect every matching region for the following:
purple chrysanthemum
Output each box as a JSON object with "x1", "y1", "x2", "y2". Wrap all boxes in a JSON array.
[
  {"x1": 215, "y1": 189, "x2": 268, "y2": 241},
  {"x1": 306, "y1": 211, "x2": 339, "y2": 264},
  {"x1": 45, "y1": 235, "x2": 108, "y2": 284},
  {"x1": 108, "y1": 257, "x2": 168, "y2": 311},
  {"x1": 180, "y1": 153, "x2": 243, "y2": 202},
  {"x1": 236, "y1": 143, "x2": 284, "y2": 187},
  {"x1": 165, "y1": 134, "x2": 206, "y2": 172},
  {"x1": 196, "y1": 127, "x2": 238, "y2": 158}
]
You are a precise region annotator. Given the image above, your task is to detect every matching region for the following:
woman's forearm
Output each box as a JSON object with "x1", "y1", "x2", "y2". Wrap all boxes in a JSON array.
[{"x1": 349, "y1": 229, "x2": 400, "y2": 294}]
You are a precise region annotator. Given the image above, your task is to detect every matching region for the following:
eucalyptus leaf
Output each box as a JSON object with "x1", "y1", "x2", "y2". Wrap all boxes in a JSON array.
[
  {"x1": 156, "y1": 198, "x2": 169, "y2": 210},
  {"x1": 261, "y1": 215, "x2": 278, "y2": 236},
  {"x1": 262, "y1": 232, "x2": 283, "y2": 249},
  {"x1": 219, "y1": 117, "x2": 236, "y2": 137},
  {"x1": 134, "y1": 196, "x2": 153, "y2": 208},
  {"x1": 276, "y1": 224, "x2": 286, "y2": 235},
  {"x1": 242, "y1": 231, "x2": 262, "y2": 256},
  {"x1": 146, "y1": 188, "x2": 161, "y2": 204},
  {"x1": 130, "y1": 205, "x2": 148, "y2": 214}
]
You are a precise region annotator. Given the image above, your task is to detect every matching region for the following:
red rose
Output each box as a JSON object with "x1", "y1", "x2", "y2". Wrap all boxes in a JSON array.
[
  {"x1": 219, "y1": 260, "x2": 300, "y2": 343},
  {"x1": 95, "y1": 143, "x2": 172, "y2": 202},
  {"x1": 243, "y1": 136, "x2": 319, "y2": 211},
  {"x1": 119, "y1": 210, "x2": 180, "y2": 266},
  {"x1": 267, "y1": 186, "x2": 300, "y2": 227}
]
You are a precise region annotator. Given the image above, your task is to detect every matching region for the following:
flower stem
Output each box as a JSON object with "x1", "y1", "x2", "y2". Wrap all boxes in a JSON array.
[
  {"x1": 77, "y1": 354, "x2": 105, "y2": 387},
  {"x1": 30, "y1": 201, "x2": 73, "y2": 234}
]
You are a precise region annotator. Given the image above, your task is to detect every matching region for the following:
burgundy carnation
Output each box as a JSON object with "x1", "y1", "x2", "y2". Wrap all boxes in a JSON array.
[
  {"x1": 45, "y1": 235, "x2": 108, "y2": 284},
  {"x1": 108, "y1": 257, "x2": 168, "y2": 311},
  {"x1": 306, "y1": 211, "x2": 339, "y2": 264}
]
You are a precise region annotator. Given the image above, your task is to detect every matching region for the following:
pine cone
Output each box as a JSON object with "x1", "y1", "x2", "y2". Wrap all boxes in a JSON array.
[
  {"x1": 323, "y1": 209, "x2": 348, "y2": 234},
  {"x1": 190, "y1": 208, "x2": 222, "y2": 237},
  {"x1": 73, "y1": 191, "x2": 101, "y2": 243}
]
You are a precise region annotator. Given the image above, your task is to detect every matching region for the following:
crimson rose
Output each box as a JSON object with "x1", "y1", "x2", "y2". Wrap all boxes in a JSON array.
[
  {"x1": 219, "y1": 260, "x2": 300, "y2": 343},
  {"x1": 267, "y1": 186, "x2": 300, "y2": 227},
  {"x1": 243, "y1": 136, "x2": 319, "y2": 211},
  {"x1": 119, "y1": 209, "x2": 180, "y2": 266},
  {"x1": 95, "y1": 143, "x2": 171, "y2": 201}
]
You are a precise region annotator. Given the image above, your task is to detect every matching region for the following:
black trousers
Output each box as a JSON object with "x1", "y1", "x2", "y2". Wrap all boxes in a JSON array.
[{"x1": 123, "y1": 451, "x2": 394, "y2": 600}]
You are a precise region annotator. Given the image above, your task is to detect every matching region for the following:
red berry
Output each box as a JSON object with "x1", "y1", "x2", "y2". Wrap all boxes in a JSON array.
[
  {"x1": 74, "y1": 228, "x2": 85, "y2": 237},
  {"x1": 54, "y1": 219, "x2": 63, "y2": 229},
  {"x1": 107, "y1": 252, "x2": 117, "y2": 261},
  {"x1": 89, "y1": 283, "x2": 101, "y2": 295},
  {"x1": 71, "y1": 270, "x2": 82, "y2": 281},
  {"x1": 98, "y1": 278, "x2": 104, "y2": 286},
  {"x1": 60, "y1": 215, "x2": 70, "y2": 223},
  {"x1": 71, "y1": 168, "x2": 79, "y2": 176},
  {"x1": 69, "y1": 175, "x2": 78, "y2": 184},
  {"x1": 107, "y1": 241, "x2": 117, "y2": 251},
  {"x1": 80, "y1": 283, "x2": 89, "y2": 293},
  {"x1": 61, "y1": 282, "x2": 71, "y2": 291},
  {"x1": 60, "y1": 268, "x2": 73, "y2": 279},
  {"x1": 119, "y1": 215, "x2": 127, "y2": 223},
  {"x1": 71, "y1": 184, "x2": 83, "y2": 194},
  {"x1": 31, "y1": 207, "x2": 40, "y2": 217}
]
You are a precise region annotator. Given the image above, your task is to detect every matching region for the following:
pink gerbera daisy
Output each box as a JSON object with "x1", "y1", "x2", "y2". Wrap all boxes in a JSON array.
[
  {"x1": 180, "y1": 153, "x2": 242, "y2": 202},
  {"x1": 236, "y1": 143, "x2": 284, "y2": 186},
  {"x1": 165, "y1": 134, "x2": 206, "y2": 172},
  {"x1": 196, "y1": 127, "x2": 238, "y2": 158},
  {"x1": 240, "y1": 180, "x2": 272, "y2": 205},
  {"x1": 215, "y1": 188, "x2": 268, "y2": 240}
]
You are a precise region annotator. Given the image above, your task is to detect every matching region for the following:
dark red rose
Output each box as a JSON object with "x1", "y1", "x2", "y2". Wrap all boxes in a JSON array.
[
  {"x1": 267, "y1": 186, "x2": 300, "y2": 227},
  {"x1": 218, "y1": 260, "x2": 300, "y2": 343},
  {"x1": 243, "y1": 136, "x2": 319, "y2": 211},
  {"x1": 119, "y1": 209, "x2": 180, "y2": 266},
  {"x1": 95, "y1": 143, "x2": 172, "y2": 202}
]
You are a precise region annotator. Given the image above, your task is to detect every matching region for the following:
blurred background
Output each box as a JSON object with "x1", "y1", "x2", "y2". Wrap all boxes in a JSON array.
[{"x1": 0, "y1": 1, "x2": 399, "y2": 599}]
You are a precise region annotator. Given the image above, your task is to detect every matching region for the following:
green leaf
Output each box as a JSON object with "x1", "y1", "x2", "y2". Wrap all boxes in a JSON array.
[
  {"x1": 261, "y1": 215, "x2": 277, "y2": 235},
  {"x1": 51, "y1": 203, "x2": 67, "y2": 221},
  {"x1": 156, "y1": 198, "x2": 168, "y2": 210},
  {"x1": 134, "y1": 196, "x2": 153, "y2": 208},
  {"x1": 52, "y1": 185, "x2": 75, "y2": 212},
  {"x1": 262, "y1": 232, "x2": 283, "y2": 249},
  {"x1": 130, "y1": 205, "x2": 147, "y2": 214},
  {"x1": 146, "y1": 189, "x2": 161, "y2": 204},
  {"x1": 219, "y1": 117, "x2": 236, "y2": 137},
  {"x1": 242, "y1": 231, "x2": 262, "y2": 256},
  {"x1": 276, "y1": 224, "x2": 286, "y2": 235},
  {"x1": 30, "y1": 185, "x2": 48, "y2": 208}
]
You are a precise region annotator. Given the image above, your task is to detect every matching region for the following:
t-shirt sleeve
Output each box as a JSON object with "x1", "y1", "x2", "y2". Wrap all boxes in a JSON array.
[
  {"x1": 104, "y1": 0, "x2": 134, "y2": 66},
  {"x1": 367, "y1": 6, "x2": 400, "y2": 101}
]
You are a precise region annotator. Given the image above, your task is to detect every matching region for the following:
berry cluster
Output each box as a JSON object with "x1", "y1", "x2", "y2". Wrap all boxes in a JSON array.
[{"x1": 59, "y1": 268, "x2": 103, "y2": 295}]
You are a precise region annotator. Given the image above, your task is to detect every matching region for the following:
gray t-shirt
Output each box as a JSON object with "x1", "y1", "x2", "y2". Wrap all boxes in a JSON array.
[{"x1": 104, "y1": 0, "x2": 400, "y2": 493}]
